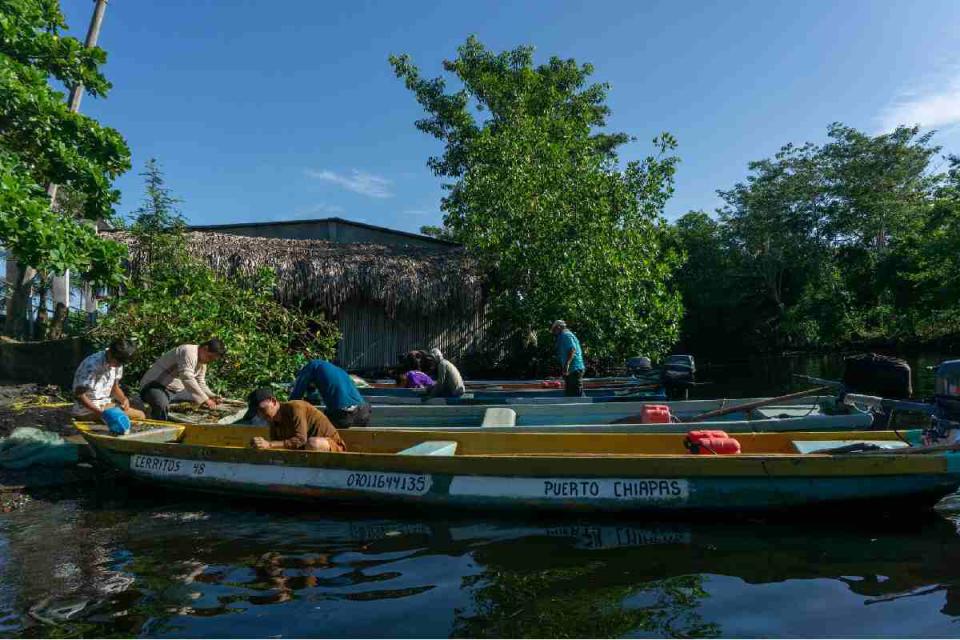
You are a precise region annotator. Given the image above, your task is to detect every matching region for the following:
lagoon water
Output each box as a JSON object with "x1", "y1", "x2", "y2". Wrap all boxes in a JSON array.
[
  {"x1": 3, "y1": 351, "x2": 960, "y2": 638},
  {"x1": 2, "y1": 494, "x2": 960, "y2": 638}
]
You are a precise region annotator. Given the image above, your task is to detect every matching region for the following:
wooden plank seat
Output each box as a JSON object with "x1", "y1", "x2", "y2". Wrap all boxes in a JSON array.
[{"x1": 396, "y1": 440, "x2": 459, "y2": 456}]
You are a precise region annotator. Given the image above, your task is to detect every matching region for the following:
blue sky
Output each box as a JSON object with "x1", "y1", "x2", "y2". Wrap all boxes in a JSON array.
[{"x1": 62, "y1": 0, "x2": 960, "y2": 233}]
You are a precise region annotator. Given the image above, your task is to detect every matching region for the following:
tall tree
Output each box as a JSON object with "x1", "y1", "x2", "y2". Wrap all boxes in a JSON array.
[
  {"x1": 679, "y1": 123, "x2": 946, "y2": 352},
  {"x1": 391, "y1": 37, "x2": 683, "y2": 365},
  {"x1": 0, "y1": 0, "x2": 130, "y2": 336}
]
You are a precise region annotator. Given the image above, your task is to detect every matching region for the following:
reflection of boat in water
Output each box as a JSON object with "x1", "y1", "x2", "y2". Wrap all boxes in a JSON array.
[
  {"x1": 88, "y1": 504, "x2": 960, "y2": 635},
  {"x1": 77, "y1": 422, "x2": 960, "y2": 513},
  {"x1": 11, "y1": 488, "x2": 960, "y2": 638}
]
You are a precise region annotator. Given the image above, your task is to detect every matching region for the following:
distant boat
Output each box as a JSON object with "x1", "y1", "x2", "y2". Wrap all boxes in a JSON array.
[
  {"x1": 175, "y1": 395, "x2": 872, "y2": 434},
  {"x1": 77, "y1": 422, "x2": 959, "y2": 513}
]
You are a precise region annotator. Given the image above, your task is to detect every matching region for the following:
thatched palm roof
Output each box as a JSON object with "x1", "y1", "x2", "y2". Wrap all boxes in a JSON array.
[{"x1": 111, "y1": 231, "x2": 484, "y2": 317}]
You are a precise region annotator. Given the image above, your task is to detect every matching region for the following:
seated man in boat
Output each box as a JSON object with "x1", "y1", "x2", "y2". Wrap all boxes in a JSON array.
[
  {"x1": 138, "y1": 339, "x2": 226, "y2": 421},
  {"x1": 550, "y1": 320, "x2": 586, "y2": 397},
  {"x1": 72, "y1": 338, "x2": 147, "y2": 422},
  {"x1": 248, "y1": 388, "x2": 347, "y2": 452},
  {"x1": 288, "y1": 359, "x2": 371, "y2": 428},
  {"x1": 424, "y1": 348, "x2": 465, "y2": 399}
]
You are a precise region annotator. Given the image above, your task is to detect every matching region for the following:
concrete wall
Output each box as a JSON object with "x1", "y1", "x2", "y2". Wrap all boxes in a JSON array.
[{"x1": 0, "y1": 338, "x2": 93, "y2": 388}]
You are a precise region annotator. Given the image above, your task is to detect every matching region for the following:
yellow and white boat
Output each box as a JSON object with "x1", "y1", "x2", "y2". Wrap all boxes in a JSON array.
[{"x1": 77, "y1": 421, "x2": 960, "y2": 513}]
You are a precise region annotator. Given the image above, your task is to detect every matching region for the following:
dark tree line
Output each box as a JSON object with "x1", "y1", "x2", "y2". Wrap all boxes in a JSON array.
[{"x1": 674, "y1": 123, "x2": 960, "y2": 357}]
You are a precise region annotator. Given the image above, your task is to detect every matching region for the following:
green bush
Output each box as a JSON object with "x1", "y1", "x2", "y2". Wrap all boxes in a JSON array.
[{"x1": 92, "y1": 260, "x2": 339, "y2": 398}]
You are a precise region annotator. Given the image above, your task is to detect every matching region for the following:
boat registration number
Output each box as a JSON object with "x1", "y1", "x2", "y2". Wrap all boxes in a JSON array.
[
  {"x1": 448, "y1": 476, "x2": 689, "y2": 502},
  {"x1": 132, "y1": 455, "x2": 206, "y2": 477},
  {"x1": 129, "y1": 455, "x2": 433, "y2": 496}
]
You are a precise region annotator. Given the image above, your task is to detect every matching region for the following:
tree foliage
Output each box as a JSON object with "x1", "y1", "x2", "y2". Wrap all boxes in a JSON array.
[
  {"x1": 391, "y1": 37, "x2": 683, "y2": 367},
  {"x1": 92, "y1": 161, "x2": 340, "y2": 397},
  {"x1": 0, "y1": 0, "x2": 131, "y2": 335},
  {"x1": 675, "y1": 123, "x2": 956, "y2": 354}
]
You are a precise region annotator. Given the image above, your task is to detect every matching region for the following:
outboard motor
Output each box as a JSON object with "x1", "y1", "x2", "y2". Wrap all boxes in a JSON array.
[
  {"x1": 625, "y1": 356, "x2": 653, "y2": 375},
  {"x1": 661, "y1": 354, "x2": 695, "y2": 400},
  {"x1": 925, "y1": 360, "x2": 960, "y2": 444}
]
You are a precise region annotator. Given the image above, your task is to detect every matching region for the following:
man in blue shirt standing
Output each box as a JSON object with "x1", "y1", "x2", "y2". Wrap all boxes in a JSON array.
[
  {"x1": 551, "y1": 320, "x2": 585, "y2": 397},
  {"x1": 287, "y1": 359, "x2": 372, "y2": 428}
]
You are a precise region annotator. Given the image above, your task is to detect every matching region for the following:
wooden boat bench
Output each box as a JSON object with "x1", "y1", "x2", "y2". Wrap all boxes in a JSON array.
[
  {"x1": 791, "y1": 440, "x2": 910, "y2": 454},
  {"x1": 396, "y1": 440, "x2": 459, "y2": 456},
  {"x1": 482, "y1": 408, "x2": 517, "y2": 428}
]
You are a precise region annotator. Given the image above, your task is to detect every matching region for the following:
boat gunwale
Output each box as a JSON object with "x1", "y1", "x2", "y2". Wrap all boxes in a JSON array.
[{"x1": 76, "y1": 424, "x2": 950, "y2": 478}]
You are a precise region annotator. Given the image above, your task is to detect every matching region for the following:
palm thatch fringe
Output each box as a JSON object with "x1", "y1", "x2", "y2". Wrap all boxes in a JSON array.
[{"x1": 110, "y1": 231, "x2": 484, "y2": 317}]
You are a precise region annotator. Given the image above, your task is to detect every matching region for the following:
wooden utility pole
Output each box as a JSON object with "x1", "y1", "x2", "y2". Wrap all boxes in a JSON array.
[{"x1": 48, "y1": 0, "x2": 109, "y2": 202}]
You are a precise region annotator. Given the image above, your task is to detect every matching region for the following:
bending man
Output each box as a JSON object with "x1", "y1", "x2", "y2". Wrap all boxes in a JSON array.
[
  {"x1": 425, "y1": 348, "x2": 465, "y2": 399},
  {"x1": 288, "y1": 359, "x2": 371, "y2": 428},
  {"x1": 139, "y1": 339, "x2": 226, "y2": 420},
  {"x1": 249, "y1": 388, "x2": 346, "y2": 452}
]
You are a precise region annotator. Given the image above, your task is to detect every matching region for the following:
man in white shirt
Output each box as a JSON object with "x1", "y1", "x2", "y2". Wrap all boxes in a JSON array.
[
  {"x1": 138, "y1": 338, "x2": 226, "y2": 420},
  {"x1": 72, "y1": 338, "x2": 146, "y2": 421}
]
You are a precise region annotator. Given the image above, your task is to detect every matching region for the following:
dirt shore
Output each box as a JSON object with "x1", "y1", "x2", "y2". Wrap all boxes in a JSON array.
[{"x1": 0, "y1": 383, "x2": 75, "y2": 439}]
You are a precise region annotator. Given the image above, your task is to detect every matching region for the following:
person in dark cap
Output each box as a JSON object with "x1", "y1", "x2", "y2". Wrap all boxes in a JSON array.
[
  {"x1": 248, "y1": 388, "x2": 346, "y2": 452},
  {"x1": 550, "y1": 320, "x2": 585, "y2": 397}
]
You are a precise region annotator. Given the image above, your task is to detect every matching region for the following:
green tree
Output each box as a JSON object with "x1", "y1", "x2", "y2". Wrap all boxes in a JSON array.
[
  {"x1": 391, "y1": 37, "x2": 683, "y2": 367},
  {"x1": 691, "y1": 123, "x2": 946, "y2": 352},
  {"x1": 129, "y1": 157, "x2": 185, "y2": 269},
  {"x1": 0, "y1": 0, "x2": 131, "y2": 337}
]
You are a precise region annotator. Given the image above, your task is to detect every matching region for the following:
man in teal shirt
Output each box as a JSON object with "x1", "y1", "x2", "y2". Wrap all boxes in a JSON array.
[{"x1": 551, "y1": 320, "x2": 585, "y2": 397}]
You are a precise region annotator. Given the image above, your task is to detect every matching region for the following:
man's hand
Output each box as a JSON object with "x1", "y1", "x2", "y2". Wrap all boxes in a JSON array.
[
  {"x1": 119, "y1": 397, "x2": 131, "y2": 411},
  {"x1": 251, "y1": 437, "x2": 271, "y2": 449},
  {"x1": 203, "y1": 398, "x2": 219, "y2": 410}
]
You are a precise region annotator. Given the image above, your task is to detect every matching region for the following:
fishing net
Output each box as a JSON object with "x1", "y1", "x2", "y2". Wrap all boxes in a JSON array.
[{"x1": 0, "y1": 427, "x2": 79, "y2": 469}]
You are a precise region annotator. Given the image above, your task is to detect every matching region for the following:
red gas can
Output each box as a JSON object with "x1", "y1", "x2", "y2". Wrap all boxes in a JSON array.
[
  {"x1": 640, "y1": 404, "x2": 672, "y2": 424},
  {"x1": 685, "y1": 430, "x2": 741, "y2": 455}
]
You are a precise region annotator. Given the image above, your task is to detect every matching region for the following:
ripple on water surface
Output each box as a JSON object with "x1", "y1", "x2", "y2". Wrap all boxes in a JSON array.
[{"x1": 2, "y1": 492, "x2": 960, "y2": 638}]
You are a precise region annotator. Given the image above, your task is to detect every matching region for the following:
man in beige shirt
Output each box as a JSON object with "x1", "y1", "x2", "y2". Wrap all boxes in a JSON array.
[{"x1": 139, "y1": 339, "x2": 226, "y2": 420}]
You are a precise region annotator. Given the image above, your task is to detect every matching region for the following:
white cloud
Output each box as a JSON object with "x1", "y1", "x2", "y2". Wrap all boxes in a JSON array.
[
  {"x1": 878, "y1": 71, "x2": 960, "y2": 133},
  {"x1": 305, "y1": 169, "x2": 393, "y2": 199}
]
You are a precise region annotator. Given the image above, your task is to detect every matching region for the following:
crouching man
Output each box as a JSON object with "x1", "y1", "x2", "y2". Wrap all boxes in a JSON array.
[
  {"x1": 248, "y1": 388, "x2": 346, "y2": 452},
  {"x1": 72, "y1": 338, "x2": 147, "y2": 422}
]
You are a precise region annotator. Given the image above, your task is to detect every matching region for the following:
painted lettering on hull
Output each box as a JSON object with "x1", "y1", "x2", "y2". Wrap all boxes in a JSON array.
[
  {"x1": 129, "y1": 455, "x2": 432, "y2": 496},
  {"x1": 448, "y1": 477, "x2": 690, "y2": 502}
]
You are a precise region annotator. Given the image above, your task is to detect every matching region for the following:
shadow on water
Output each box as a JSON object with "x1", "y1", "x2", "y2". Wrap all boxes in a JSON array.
[{"x1": 2, "y1": 487, "x2": 960, "y2": 638}]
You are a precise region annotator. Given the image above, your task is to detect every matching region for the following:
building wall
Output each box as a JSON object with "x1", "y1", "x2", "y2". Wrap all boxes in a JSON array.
[
  {"x1": 194, "y1": 219, "x2": 452, "y2": 250},
  {"x1": 334, "y1": 300, "x2": 493, "y2": 373}
]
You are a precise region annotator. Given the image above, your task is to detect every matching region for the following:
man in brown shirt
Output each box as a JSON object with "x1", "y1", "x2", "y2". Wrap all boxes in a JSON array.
[{"x1": 248, "y1": 388, "x2": 346, "y2": 452}]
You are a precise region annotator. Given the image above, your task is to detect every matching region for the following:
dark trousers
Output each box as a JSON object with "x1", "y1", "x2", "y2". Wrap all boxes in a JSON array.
[
  {"x1": 564, "y1": 370, "x2": 585, "y2": 397},
  {"x1": 140, "y1": 382, "x2": 172, "y2": 421},
  {"x1": 327, "y1": 403, "x2": 372, "y2": 429}
]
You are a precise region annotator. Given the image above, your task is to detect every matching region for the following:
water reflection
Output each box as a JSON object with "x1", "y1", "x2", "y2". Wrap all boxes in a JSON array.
[{"x1": 2, "y1": 492, "x2": 960, "y2": 637}]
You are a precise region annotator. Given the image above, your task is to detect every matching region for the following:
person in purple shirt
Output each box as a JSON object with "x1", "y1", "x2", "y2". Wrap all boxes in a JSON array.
[{"x1": 396, "y1": 369, "x2": 435, "y2": 389}]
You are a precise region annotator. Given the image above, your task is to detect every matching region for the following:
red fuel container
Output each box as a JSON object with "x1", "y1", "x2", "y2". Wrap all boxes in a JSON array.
[
  {"x1": 640, "y1": 404, "x2": 672, "y2": 424},
  {"x1": 685, "y1": 430, "x2": 741, "y2": 455}
]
